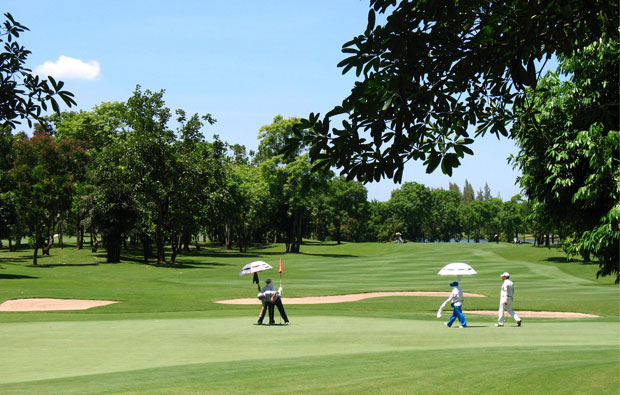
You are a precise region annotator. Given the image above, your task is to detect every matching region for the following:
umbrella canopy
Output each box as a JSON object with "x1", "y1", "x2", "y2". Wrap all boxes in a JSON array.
[
  {"x1": 239, "y1": 261, "x2": 272, "y2": 277},
  {"x1": 437, "y1": 262, "x2": 477, "y2": 276}
]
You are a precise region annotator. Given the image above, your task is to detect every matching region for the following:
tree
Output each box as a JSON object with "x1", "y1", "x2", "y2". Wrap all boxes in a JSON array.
[
  {"x1": 285, "y1": 0, "x2": 617, "y2": 183},
  {"x1": 466, "y1": 200, "x2": 492, "y2": 243},
  {"x1": 428, "y1": 189, "x2": 462, "y2": 242},
  {"x1": 0, "y1": 127, "x2": 17, "y2": 248},
  {"x1": 1, "y1": 13, "x2": 76, "y2": 249},
  {"x1": 124, "y1": 86, "x2": 174, "y2": 264},
  {"x1": 388, "y1": 182, "x2": 432, "y2": 241},
  {"x1": 0, "y1": 13, "x2": 76, "y2": 130},
  {"x1": 448, "y1": 182, "x2": 461, "y2": 196},
  {"x1": 256, "y1": 116, "x2": 331, "y2": 253},
  {"x1": 261, "y1": 153, "x2": 331, "y2": 253},
  {"x1": 511, "y1": 34, "x2": 619, "y2": 282},
  {"x1": 49, "y1": 102, "x2": 128, "y2": 249},
  {"x1": 255, "y1": 115, "x2": 302, "y2": 163},
  {"x1": 462, "y1": 180, "x2": 474, "y2": 205},
  {"x1": 168, "y1": 110, "x2": 216, "y2": 261},
  {"x1": 10, "y1": 129, "x2": 89, "y2": 264},
  {"x1": 499, "y1": 195, "x2": 528, "y2": 242},
  {"x1": 88, "y1": 142, "x2": 139, "y2": 263},
  {"x1": 482, "y1": 183, "x2": 492, "y2": 201},
  {"x1": 325, "y1": 177, "x2": 369, "y2": 244}
]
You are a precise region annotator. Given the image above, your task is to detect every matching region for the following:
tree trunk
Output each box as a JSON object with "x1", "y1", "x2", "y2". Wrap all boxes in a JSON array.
[
  {"x1": 59, "y1": 220, "x2": 64, "y2": 249},
  {"x1": 142, "y1": 236, "x2": 152, "y2": 263},
  {"x1": 170, "y1": 234, "x2": 182, "y2": 264},
  {"x1": 41, "y1": 230, "x2": 52, "y2": 256},
  {"x1": 106, "y1": 232, "x2": 122, "y2": 263},
  {"x1": 334, "y1": 221, "x2": 342, "y2": 245},
  {"x1": 42, "y1": 238, "x2": 53, "y2": 256},
  {"x1": 182, "y1": 232, "x2": 191, "y2": 251},
  {"x1": 290, "y1": 212, "x2": 302, "y2": 253},
  {"x1": 225, "y1": 223, "x2": 232, "y2": 250},
  {"x1": 155, "y1": 200, "x2": 167, "y2": 264},
  {"x1": 76, "y1": 210, "x2": 82, "y2": 249},
  {"x1": 91, "y1": 232, "x2": 98, "y2": 252}
]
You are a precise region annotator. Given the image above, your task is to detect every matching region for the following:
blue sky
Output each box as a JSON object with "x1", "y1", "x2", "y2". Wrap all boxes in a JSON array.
[{"x1": 5, "y1": 0, "x2": 523, "y2": 201}]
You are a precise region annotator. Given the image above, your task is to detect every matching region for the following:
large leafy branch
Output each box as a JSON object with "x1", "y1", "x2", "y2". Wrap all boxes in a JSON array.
[
  {"x1": 285, "y1": 0, "x2": 617, "y2": 183},
  {"x1": 0, "y1": 12, "x2": 76, "y2": 130}
]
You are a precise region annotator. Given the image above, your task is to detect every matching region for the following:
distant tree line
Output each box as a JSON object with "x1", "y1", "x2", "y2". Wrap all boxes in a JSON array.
[{"x1": 1, "y1": 87, "x2": 542, "y2": 265}]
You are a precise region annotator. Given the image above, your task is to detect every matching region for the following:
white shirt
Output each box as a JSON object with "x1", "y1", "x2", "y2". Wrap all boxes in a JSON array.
[
  {"x1": 257, "y1": 287, "x2": 282, "y2": 302},
  {"x1": 445, "y1": 286, "x2": 464, "y2": 307},
  {"x1": 500, "y1": 279, "x2": 514, "y2": 303}
]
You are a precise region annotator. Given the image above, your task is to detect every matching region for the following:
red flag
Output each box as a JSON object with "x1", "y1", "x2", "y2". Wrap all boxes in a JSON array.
[{"x1": 279, "y1": 258, "x2": 283, "y2": 273}]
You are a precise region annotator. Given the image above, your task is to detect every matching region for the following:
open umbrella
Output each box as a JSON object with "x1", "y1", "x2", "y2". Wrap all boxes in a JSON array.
[
  {"x1": 436, "y1": 262, "x2": 477, "y2": 318},
  {"x1": 239, "y1": 261, "x2": 273, "y2": 285},
  {"x1": 437, "y1": 262, "x2": 477, "y2": 282}
]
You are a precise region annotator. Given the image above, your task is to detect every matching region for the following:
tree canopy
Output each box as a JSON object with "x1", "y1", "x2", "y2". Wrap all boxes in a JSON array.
[
  {"x1": 511, "y1": 35, "x2": 619, "y2": 282},
  {"x1": 286, "y1": 0, "x2": 618, "y2": 182},
  {"x1": 0, "y1": 13, "x2": 76, "y2": 130}
]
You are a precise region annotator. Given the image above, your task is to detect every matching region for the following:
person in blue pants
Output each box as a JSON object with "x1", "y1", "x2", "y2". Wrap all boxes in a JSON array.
[{"x1": 438, "y1": 281, "x2": 467, "y2": 328}]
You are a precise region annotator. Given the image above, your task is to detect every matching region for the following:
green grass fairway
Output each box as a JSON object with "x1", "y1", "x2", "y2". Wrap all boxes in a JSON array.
[{"x1": 0, "y1": 240, "x2": 618, "y2": 393}]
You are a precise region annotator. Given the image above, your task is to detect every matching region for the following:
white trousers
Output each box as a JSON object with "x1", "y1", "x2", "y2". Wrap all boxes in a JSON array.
[{"x1": 498, "y1": 298, "x2": 520, "y2": 325}]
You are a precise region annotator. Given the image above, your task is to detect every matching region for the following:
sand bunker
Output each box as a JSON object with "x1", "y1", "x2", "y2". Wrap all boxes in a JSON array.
[
  {"x1": 216, "y1": 291, "x2": 486, "y2": 305},
  {"x1": 0, "y1": 298, "x2": 118, "y2": 312},
  {"x1": 465, "y1": 310, "x2": 599, "y2": 318},
  {"x1": 216, "y1": 292, "x2": 598, "y2": 318}
]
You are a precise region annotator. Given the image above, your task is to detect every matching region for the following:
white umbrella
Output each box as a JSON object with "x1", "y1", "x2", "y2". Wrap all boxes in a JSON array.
[
  {"x1": 436, "y1": 262, "x2": 477, "y2": 318},
  {"x1": 437, "y1": 262, "x2": 477, "y2": 282},
  {"x1": 239, "y1": 261, "x2": 273, "y2": 276}
]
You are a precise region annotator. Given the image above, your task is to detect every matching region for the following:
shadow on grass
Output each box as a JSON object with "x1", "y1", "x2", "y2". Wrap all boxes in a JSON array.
[
  {"x1": 545, "y1": 257, "x2": 597, "y2": 265},
  {"x1": 299, "y1": 252, "x2": 358, "y2": 258},
  {"x1": 301, "y1": 240, "x2": 340, "y2": 246},
  {"x1": 0, "y1": 256, "x2": 32, "y2": 264},
  {"x1": 0, "y1": 273, "x2": 38, "y2": 279},
  {"x1": 155, "y1": 261, "x2": 233, "y2": 269},
  {"x1": 32, "y1": 263, "x2": 101, "y2": 268}
]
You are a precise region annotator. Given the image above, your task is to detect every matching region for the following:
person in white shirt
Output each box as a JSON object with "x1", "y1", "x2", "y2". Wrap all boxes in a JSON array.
[
  {"x1": 496, "y1": 272, "x2": 522, "y2": 327},
  {"x1": 439, "y1": 281, "x2": 467, "y2": 328},
  {"x1": 258, "y1": 287, "x2": 289, "y2": 325},
  {"x1": 256, "y1": 279, "x2": 289, "y2": 325}
]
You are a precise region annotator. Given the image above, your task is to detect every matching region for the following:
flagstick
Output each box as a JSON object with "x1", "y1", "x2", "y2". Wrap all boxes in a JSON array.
[{"x1": 279, "y1": 258, "x2": 283, "y2": 325}]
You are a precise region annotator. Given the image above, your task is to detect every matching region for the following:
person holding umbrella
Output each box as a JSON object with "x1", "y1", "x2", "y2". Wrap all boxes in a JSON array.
[{"x1": 439, "y1": 281, "x2": 467, "y2": 328}]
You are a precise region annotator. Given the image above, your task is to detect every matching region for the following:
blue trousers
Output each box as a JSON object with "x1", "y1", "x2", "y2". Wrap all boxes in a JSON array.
[
  {"x1": 257, "y1": 302, "x2": 274, "y2": 324},
  {"x1": 447, "y1": 305, "x2": 467, "y2": 327}
]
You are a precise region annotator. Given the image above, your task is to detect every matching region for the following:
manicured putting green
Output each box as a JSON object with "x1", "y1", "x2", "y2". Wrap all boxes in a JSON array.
[{"x1": 1, "y1": 316, "x2": 617, "y2": 387}]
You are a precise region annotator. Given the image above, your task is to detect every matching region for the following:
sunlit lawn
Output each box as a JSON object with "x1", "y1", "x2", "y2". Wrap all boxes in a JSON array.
[{"x1": 0, "y1": 239, "x2": 618, "y2": 394}]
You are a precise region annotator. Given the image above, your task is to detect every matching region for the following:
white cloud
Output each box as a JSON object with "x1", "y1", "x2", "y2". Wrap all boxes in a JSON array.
[{"x1": 35, "y1": 56, "x2": 101, "y2": 80}]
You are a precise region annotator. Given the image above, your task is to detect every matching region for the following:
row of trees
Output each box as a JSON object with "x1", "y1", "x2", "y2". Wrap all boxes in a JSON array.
[
  {"x1": 1, "y1": 88, "x2": 539, "y2": 266},
  {"x1": 285, "y1": 0, "x2": 618, "y2": 282}
]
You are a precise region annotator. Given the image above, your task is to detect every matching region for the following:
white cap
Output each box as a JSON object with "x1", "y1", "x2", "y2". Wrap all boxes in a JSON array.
[{"x1": 501, "y1": 272, "x2": 510, "y2": 278}]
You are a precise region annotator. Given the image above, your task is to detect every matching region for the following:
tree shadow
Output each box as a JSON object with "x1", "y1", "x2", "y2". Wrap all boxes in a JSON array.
[
  {"x1": 545, "y1": 257, "x2": 596, "y2": 265},
  {"x1": 301, "y1": 240, "x2": 341, "y2": 246},
  {"x1": 165, "y1": 261, "x2": 233, "y2": 269},
  {"x1": 32, "y1": 263, "x2": 101, "y2": 268},
  {"x1": 0, "y1": 273, "x2": 38, "y2": 279},
  {"x1": 299, "y1": 252, "x2": 358, "y2": 258},
  {"x1": 0, "y1": 256, "x2": 32, "y2": 264}
]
